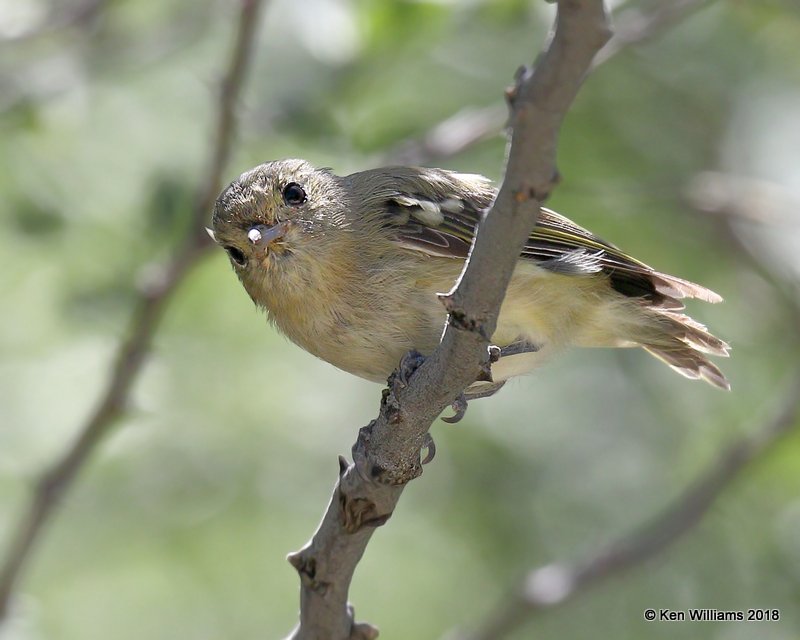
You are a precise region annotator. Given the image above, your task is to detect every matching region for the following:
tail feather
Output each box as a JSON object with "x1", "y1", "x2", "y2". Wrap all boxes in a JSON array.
[
  {"x1": 658, "y1": 312, "x2": 730, "y2": 356},
  {"x1": 634, "y1": 309, "x2": 730, "y2": 390},
  {"x1": 651, "y1": 272, "x2": 723, "y2": 305},
  {"x1": 643, "y1": 343, "x2": 730, "y2": 390}
]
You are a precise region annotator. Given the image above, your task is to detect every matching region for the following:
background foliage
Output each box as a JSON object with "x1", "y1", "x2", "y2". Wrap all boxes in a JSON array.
[{"x1": 1, "y1": 0, "x2": 800, "y2": 638}]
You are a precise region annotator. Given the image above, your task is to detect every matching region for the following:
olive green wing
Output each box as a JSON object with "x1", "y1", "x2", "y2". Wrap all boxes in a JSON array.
[
  {"x1": 522, "y1": 209, "x2": 723, "y2": 306},
  {"x1": 347, "y1": 166, "x2": 721, "y2": 307}
]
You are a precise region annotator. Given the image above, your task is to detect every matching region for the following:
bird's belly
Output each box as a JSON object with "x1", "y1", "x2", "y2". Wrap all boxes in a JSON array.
[
  {"x1": 313, "y1": 334, "x2": 421, "y2": 384},
  {"x1": 323, "y1": 265, "x2": 593, "y2": 384},
  {"x1": 280, "y1": 293, "x2": 443, "y2": 384},
  {"x1": 489, "y1": 263, "x2": 623, "y2": 380},
  {"x1": 270, "y1": 259, "x2": 622, "y2": 385}
]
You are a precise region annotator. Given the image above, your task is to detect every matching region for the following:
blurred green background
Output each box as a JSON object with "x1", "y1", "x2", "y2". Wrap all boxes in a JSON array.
[{"x1": 2, "y1": 0, "x2": 800, "y2": 638}]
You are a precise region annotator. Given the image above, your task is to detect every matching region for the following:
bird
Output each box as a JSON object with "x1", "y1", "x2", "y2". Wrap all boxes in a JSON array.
[{"x1": 210, "y1": 158, "x2": 729, "y2": 404}]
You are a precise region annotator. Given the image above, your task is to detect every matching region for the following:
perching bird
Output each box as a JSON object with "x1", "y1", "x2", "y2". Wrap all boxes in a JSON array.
[{"x1": 211, "y1": 159, "x2": 729, "y2": 402}]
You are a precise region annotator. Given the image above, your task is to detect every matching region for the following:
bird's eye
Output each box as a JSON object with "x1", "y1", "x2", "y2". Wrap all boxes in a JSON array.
[
  {"x1": 282, "y1": 182, "x2": 307, "y2": 206},
  {"x1": 224, "y1": 245, "x2": 247, "y2": 267}
]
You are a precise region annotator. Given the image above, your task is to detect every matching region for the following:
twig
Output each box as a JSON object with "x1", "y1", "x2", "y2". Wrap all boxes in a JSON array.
[
  {"x1": 592, "y1": 0, "x2": 712, "y2": 67},
  {"x1": 383, "y1": 104, "x2": 507, "y2": 167},
  {"x1": 0, "y1": 0, "x2": 266, "y2": 621},
  {"x1": 452, "y1": 371, "x2": 800, "y2": 640},
  {"x1": 382, "y1": 0, "x2": 712, "y2": 167},
  {"x1": 286, "y1": 3, "x2": 612, "y2": 639}
]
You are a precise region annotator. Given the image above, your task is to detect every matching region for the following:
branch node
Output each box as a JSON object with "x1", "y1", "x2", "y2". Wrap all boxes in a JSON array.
[
  {"x1": 352, "y1": 422, "x2": 373, "y2": 462},
  {"x1": 348, "y1": 604, "x2": 380, "y2": 640},
  {"x1": 513, "y1": 181, "x2": 553, "y2": 204},
  {"x1": 338, "y1": 485, "x2": 392, "y2": 533},
  {"x1": 338, "y1": 457, "x2": 397, "y2": 531},
  {"x1": 338, "y1": 455, "x2": 349, "y2": 477},
  {"x1": 506, "y1": 65, "x2": 532, "y2": 106},
  {"x1": 351, "y1": 622, "x2": 380, "y2": 640},
  {"x1": 439, "y1": 292, "x2": 491, "y2": 339},
  {"x1": 352, "y1": 423, "x2": 390, "y2": 483},
  {"x1": 447, "y1": 308, "x2": 490, "y2": 340},
  {"x1": 287, "y1": 550, "x2": 329, "y2": 594},
  {"x1": 439, "y1": 291, "x2": 491, "y2": 338}
]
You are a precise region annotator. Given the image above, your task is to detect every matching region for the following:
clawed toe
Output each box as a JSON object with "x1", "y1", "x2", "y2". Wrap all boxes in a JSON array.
[
  {"x1": 394, "y1": 350, "x2": 426, "y2": 387},
  {"x1": 420, "y1": 432, "x2": 436, "y2": 464},
  {"x1": 442, "y1": 394, "x2": 469, "y2": 424}
]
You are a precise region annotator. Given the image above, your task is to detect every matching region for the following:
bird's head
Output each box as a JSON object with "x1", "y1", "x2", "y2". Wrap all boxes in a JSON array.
[{"x1": 210, "y1": 159, "x2": 352, "y2": 303}]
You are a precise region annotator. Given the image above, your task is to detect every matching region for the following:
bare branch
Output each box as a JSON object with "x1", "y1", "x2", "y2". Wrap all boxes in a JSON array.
[
  {"x1": 383, "y1": 0, "x2": 710, "y2": 167},
  {"x1": 383, "y1": 104, "x2": 506, "y2": 167},
  {"x1": 451, "y1": 371, "x2": 800, "y2": 640},
  {"x1": 0, "y1": 0, "x2": 266, "y2": 621},
  {"x1": 287, "y1": 3, "x2": 612, "y2": 638},
  {"x1": 451, "y1": 164, "x2": 800, "y2": 640}
]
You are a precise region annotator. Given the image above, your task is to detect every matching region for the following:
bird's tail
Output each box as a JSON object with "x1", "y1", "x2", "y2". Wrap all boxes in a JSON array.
[{"x1": 634, "y1": 310, "x2": 730, "y2": 390}]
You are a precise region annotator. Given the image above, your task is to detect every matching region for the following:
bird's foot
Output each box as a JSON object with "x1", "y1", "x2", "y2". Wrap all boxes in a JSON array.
[
  {"x1": 441, "y1": 339, "x2": 538, "y2": 424},
  {"x1": 393, "y1": 349, "x2": 426, "y2": 388},
  {"x1": 441, "y1": 339, "x2": 532, "y2": 424},
  {"x1": 442, "y1": 381, "x2": 507, "y2": 424}
]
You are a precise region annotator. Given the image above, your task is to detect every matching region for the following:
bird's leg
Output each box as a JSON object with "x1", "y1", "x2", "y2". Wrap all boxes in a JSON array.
[
  {"x1": 499, "y1": 339, "x2": 540, "y2": 357},
  {"x1": 442, "y1": 381, "x2": 507, "y2": 424},
  {"x1": 441, "y1": 338, "x2": 539, "y2": 423}
]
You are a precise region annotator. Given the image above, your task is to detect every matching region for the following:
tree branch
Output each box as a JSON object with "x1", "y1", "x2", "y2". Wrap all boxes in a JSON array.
[
  {"x1": 287, "y1": 3, "x2": 612, "y2": 638},
  {"x1": 452, "y1": 371, "x2": 800, "y2": 640},
  {"x1": 0, "y1": 0, "x2": 266, "y2": 621}
]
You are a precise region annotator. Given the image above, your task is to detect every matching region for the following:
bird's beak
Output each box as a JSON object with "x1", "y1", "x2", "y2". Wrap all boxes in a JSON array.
[
  {"x1": 205, "y1": 227, "x2": 217, "y2": 242},
  {"x1": 247, "y1": 222, "x2": 288, "y2": 248}
]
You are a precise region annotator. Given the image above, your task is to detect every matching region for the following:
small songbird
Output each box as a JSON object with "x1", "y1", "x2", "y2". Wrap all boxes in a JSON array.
[{"x1": 211, "y1": 159, "x2": 730, "y2": 402}]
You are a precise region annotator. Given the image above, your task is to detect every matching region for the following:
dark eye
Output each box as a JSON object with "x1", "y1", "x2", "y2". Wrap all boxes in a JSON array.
[
  {"x1": 282, "y1": 182, "x2": 307, "y2": 206},
  {"x1": 224, "y1": 245, "x2": 247, "y2": 267}
]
